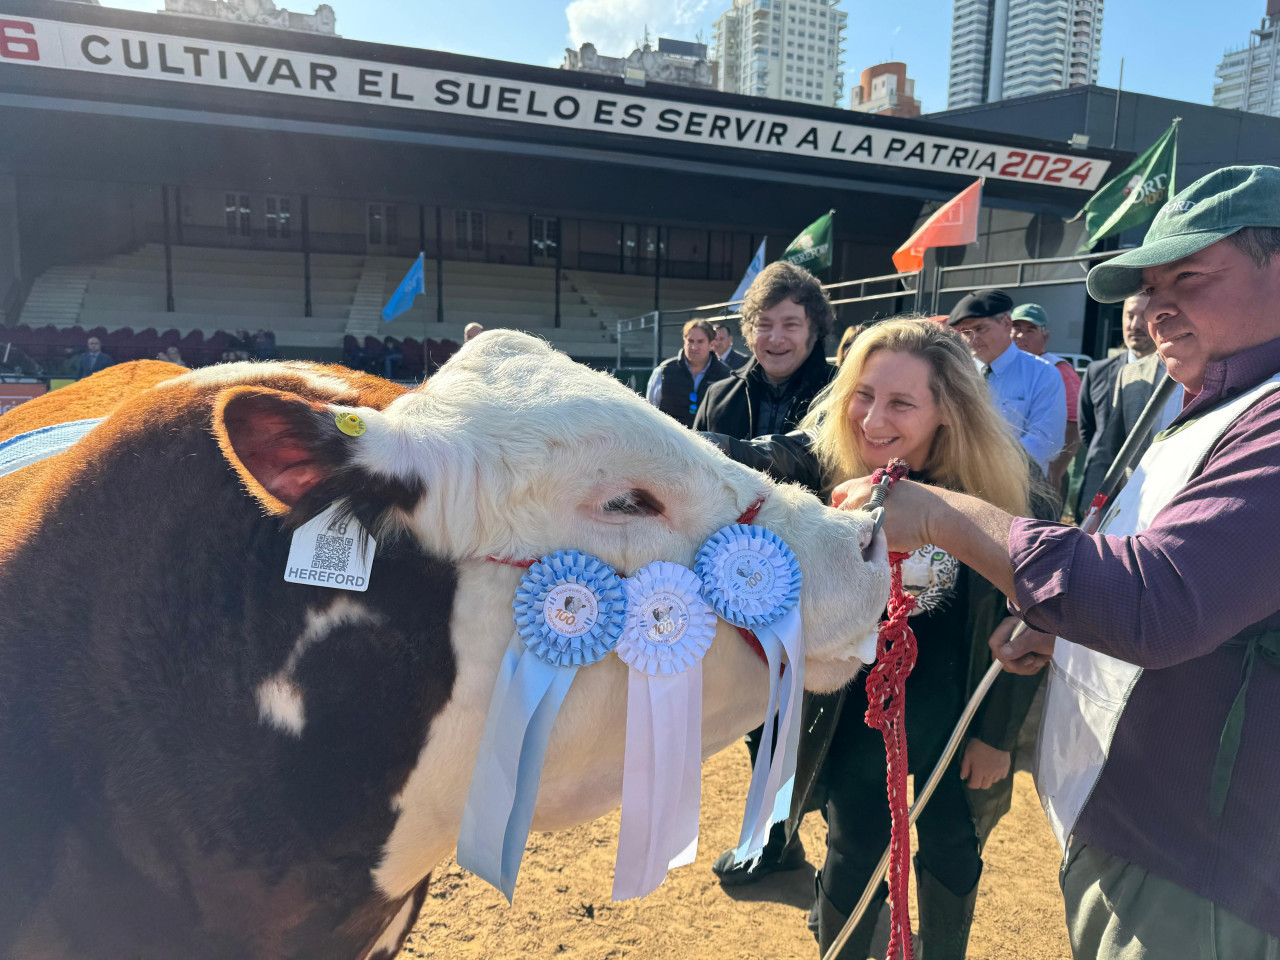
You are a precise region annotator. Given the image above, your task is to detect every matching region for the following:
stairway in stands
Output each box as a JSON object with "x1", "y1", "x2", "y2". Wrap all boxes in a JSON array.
[
  {"x1": 20, "y1": 265, "x2": 93, "y2": 326},
  {"x1": 345, "y1": 257, "x2": 390, "y2": 340}
]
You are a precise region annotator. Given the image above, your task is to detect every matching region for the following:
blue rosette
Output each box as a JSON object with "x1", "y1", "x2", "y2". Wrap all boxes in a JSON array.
[
  {"x1": 695, "y1": 524, "x2": 805, "y2": 865},
  {"x1": 515, "y1": 551, "x2": 626, "y2": 667},
  {"x1": 458, "y1": 550, "x2": 625, "y2": 902},
  {"x1": 695, "y1": 523, "x2": 801, "y2": 628},
  {"x1": 613, "y1": 561, "x2": 716, "y2": 900}
]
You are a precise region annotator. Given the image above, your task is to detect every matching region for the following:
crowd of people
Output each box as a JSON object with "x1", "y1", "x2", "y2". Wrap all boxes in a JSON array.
[{"x1": 641, "y1": 163, "x2": 1280, "y2": 960}]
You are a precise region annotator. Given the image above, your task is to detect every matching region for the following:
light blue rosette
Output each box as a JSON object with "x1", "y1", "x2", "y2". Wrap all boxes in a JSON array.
[
  {"x1": 458, "y1": 550, "x2": 625, "y2": 902},
  {"x1": 612, "y1": 562, "x2": 716, "y2": 900},
  {"x1": 695, "y1": 524, "x2": 804, "y2": 865}
]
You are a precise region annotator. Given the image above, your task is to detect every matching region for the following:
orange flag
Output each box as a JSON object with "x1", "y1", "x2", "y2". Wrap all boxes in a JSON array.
[{"x1": 892, "y1": 180, "x2": 983, "y2": 274}]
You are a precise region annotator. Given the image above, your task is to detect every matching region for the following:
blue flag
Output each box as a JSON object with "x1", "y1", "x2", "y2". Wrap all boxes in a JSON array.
[
  {"x1": 729, "y1": 239, "x2": 767, "y2": 305},
  {"x1": 382, "y1": 253, "x2": 426, "y2": 321}
]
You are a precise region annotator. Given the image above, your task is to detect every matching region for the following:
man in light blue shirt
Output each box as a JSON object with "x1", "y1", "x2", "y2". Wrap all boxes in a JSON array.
[{"x1": 948, "y1": 289, "x2": 1066, "y2": 473}]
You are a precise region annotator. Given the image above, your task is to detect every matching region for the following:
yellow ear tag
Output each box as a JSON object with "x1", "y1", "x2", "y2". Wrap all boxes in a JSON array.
[{"x1": 335, "y1": 412, "x2": 366, "y2": 437}]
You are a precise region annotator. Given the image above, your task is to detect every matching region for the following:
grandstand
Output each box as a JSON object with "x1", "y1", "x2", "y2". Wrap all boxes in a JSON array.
[
  {"x1": 14, "y1": 245, "x2": 737, "y2": 371},
  {"x1": 0, "y1": 0, "x2": 1130, "y2": 388}
]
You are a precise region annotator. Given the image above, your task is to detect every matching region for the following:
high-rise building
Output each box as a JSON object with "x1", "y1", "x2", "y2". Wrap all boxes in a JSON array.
[
  {"x1": 947, "y1": 0, "x2": 1103, "y2": 110},
  {"x1": 712, "y1": 0, "x2": 847, "y2": 106},
  {"x1": 162, "y1": 0, "x2": 336, "y2": 35},
  {"x1": 1214, "y1": 1, "x2": 1280, "y2": 115},
  {"x1": 562, "y1": 39, "x2": 716, "y2": 89},
  {"x1": 850, "y1": 62, "x2": 922, "y2": 117}
]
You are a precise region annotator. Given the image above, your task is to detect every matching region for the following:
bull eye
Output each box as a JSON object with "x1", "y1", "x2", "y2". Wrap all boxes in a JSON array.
[{"x1": 601, "y1": 489, "x2": 663, "y2": 517}]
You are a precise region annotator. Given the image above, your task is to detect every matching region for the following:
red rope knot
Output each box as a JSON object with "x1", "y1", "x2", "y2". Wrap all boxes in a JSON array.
[{"x1": 864, "y1": 456, "x2": 918, "y2": 960}]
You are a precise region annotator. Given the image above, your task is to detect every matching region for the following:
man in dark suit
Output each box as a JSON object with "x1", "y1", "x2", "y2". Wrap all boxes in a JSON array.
[
  {"x1": 77, "y1": 337, "x2": 114, "y2": 380},
  {"x1": 710, "y1": 319, "x2": 750, "y2": 371},
  {"x1": 1091, "y1": 350, "x2": 1185, "y2": 498},
  {"x1": 1076, "y1": 293, "x2": 1157, "y2": 514}
]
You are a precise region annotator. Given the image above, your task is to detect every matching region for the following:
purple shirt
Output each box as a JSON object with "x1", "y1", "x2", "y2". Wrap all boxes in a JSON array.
[{"x1": 1008, "y1": 335, "x2": 1280, "y2": 937}]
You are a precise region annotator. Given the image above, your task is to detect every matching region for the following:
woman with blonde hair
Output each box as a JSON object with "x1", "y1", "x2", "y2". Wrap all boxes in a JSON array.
[{"x1": 704, "y1": 316, "x2": 1052, "y2": 960}]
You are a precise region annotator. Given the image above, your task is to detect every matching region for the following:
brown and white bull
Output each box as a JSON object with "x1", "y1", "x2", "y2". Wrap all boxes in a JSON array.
[{"x1": 0, "y1": 331, "x2": 889, "y2": 960}]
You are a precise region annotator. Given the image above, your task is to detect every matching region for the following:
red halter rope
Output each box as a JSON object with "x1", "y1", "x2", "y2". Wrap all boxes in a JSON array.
[{"x1": 862, "y1": 459, "x2": 917, "y2": 960}]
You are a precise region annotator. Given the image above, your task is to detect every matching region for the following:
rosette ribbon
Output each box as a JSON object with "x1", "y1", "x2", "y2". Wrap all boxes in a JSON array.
[
  {"x1": 695, "y1": 524, "x2": 803, "y2": 865},
  {"x1": 612, "y1": 562, "x2": 717, "y2": 901},
  {"x1": 457, "y1": 550, "x2": 625, "y2": 901}
]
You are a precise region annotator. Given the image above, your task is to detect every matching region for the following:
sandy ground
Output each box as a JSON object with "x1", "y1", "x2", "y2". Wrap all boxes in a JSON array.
[{"x1": 402, "y1": 751, "x2": 1071, "y2": 960}]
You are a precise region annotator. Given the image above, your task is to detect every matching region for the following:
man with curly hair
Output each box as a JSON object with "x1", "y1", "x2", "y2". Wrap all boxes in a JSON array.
[{"x1": 694, "y1": 261, "x2": 837, "y2": 440}]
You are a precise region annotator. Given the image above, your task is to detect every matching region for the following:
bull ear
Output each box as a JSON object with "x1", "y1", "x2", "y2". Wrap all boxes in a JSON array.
[{"x1": 213, "y1": 386, "x2": 346, "y2": 514}]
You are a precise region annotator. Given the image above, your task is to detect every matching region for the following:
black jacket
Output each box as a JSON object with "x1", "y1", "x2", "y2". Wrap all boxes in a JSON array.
[
  {"x1": 654, "y1": 352, "x2": 731, "y2": 427},
  {"x1": 692, "y1": 343, "x2": 836, "y2": 440},
  {"x1": 718, "y1": 348, "x2": 750, "y2": 371}
]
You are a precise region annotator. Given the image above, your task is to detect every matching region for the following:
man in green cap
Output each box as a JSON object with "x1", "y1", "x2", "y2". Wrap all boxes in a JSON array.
[{"x1": 832, "y1": 165, "x2": 1280, "y2": 958}]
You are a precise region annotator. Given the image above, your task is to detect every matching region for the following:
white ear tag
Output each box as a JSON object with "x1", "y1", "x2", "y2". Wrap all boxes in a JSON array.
[{"x1": 284, "y1": 505, "x2": 376, "y2": 592}]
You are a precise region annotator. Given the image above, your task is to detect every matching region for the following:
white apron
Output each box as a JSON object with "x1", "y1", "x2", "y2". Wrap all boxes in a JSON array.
[{"x1": 1036, "y1": 372, "x2": 1280, "y2": 849}]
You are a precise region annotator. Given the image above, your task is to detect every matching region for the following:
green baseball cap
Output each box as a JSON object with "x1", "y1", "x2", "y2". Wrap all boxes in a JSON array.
[
  {"x1": 1010, "y1": 303, "x2": 1048, "y2": 327},
  {"x1": 1087, "y1": 165, "x2": 1280, "y2": 303}
]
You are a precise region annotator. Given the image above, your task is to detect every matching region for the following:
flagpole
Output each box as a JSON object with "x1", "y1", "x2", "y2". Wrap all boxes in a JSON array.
[
  {"x1": 1110, "y1": 57, "x2": 1124, "y2": 149},
  {"x1": 419, "y1": 204, "x2": 428, "y2": 356}
]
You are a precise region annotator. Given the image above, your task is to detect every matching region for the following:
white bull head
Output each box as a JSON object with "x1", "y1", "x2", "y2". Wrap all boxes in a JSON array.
[{"x1": 325, "y1": 331, "x2": 890, "y2": 897}]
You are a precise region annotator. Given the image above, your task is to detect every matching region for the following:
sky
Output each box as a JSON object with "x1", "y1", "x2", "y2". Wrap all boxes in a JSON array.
[{"x1": 99, "y1": 0, "x2": 1267, "y2": 115}]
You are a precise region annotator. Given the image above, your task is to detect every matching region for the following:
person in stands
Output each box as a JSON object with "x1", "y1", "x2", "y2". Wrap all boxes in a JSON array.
[
  {"x1": 1010, "y1": 303, "x2": 1082, "y2": 489},
  {"x1": 948, "y1": 289, "x2": 1066, "y2": 475},
  {"x1": 77, "y1": 336, "x2": 113, "y2": 379},
  {"x1": 706, "y1": 317, "x2": 1051, "y2": 959},
  {"x1": 645, "y1": 319, "x2": 730, "y2": 428},
  {"x1": 694, "y1": 261, "x2": 836, "y2": 440},
  {"x1": 710, "y1": 318, "x2": 750, "y2": 370}
]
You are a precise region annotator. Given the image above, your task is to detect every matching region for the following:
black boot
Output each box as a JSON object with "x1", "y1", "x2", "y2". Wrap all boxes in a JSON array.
[
  {"x1": 711, "y1": 819, "x2": 806, "y2": 885},
  {"x1": 915, "y1": 857, "x2": 980, "y2": 960},
  {"x1": 815, "y1": 875, "x2": 881, "y2": 960}
]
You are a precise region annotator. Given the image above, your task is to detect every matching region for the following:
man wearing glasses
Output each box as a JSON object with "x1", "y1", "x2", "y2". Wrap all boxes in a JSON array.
[{"x1": 646, "y1": 319, "x2": 731, "y2": 428}]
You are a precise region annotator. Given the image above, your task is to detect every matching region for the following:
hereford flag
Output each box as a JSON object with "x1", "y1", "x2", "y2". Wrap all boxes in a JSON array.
[
  {"x1": 892, "y1": 180, "x2": 983, "y2": 274},
  {"x1": 781, "y1": 211, "x2": 834, "y2": 273},
  {"x1": 1076, "y1": 120, "x2": 1179, "y2": 252}
]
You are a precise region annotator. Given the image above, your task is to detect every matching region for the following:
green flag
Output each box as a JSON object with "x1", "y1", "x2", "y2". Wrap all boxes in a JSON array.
[
  {"x1": 1077, "y1": 121, "x2": 1179, "y2": 251},
  {"x1": 780, "y1": 210, "x2": 834, "y2": 272}
]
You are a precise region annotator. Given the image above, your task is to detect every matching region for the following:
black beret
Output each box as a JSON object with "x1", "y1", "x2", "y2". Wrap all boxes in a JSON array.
[{"x1": 946, "y1": 289, "x2": 1014, "y2": 326}]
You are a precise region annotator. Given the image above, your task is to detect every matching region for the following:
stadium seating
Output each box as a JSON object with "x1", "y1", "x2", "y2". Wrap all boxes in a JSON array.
[{"x1": 14, "y1": 244, "x2": 738, "y2": 367}]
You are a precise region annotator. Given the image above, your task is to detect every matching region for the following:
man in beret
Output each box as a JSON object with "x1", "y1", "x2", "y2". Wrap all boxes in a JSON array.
[
  {"x1": 948, "y1": 289, "x2": 1067, "y2": 473},
  {"x1": 835, "y1": 165, "x2": 1280, "y2": 958}
]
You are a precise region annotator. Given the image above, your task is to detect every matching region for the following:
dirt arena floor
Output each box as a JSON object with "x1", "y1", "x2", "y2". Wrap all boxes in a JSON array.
[{"x1": 404, "y1": 751, "x2": 1071, "y2": 960}]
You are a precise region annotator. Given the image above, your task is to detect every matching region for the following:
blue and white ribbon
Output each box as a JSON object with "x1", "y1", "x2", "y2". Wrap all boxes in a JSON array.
[
  {"x1": 696, "y1": 524, "x2": 803, "y2": 865},
  {"x1": 612, "y1": 561, "x2": 716, "y2": 901},
  {"x1": 457, "y1": 550, "x2": 625, "y2": 901},
  {"x1": 0, "y1": 417, "x2": 106, "y2": 479}
]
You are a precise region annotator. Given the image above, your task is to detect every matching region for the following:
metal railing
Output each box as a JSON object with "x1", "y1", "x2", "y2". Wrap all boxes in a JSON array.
[
  {"x1": 929, "y1": 248, "x2": 1124, "y2": 315},
  {"x1": 613, "y1": 249, "x2": 1129, "y2": 371}
]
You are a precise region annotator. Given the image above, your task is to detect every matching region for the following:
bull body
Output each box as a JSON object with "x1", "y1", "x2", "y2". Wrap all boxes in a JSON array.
[{"x1": 0, "y1": 335, "x2": 889, "y2": 959}]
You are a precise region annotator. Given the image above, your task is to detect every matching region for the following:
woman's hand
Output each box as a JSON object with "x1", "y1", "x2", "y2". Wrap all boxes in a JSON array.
[
  {"x1": 831, "y1": 477, "x2": 936, "y2": 554},
  {"x1": 988, "y1": 616, "x2": 1055, "y2": 675},
  {"x1": 960, "y1": 738, "x2": 1012, "y2": 791}
]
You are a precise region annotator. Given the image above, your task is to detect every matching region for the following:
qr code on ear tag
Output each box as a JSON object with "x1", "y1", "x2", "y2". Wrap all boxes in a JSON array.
[
  {"x1": 313, "y1": 533, "x2": 353, "y2": 572},
  {"x1": 284, "y1": 506, "x2": 376, "y2": 591}
]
